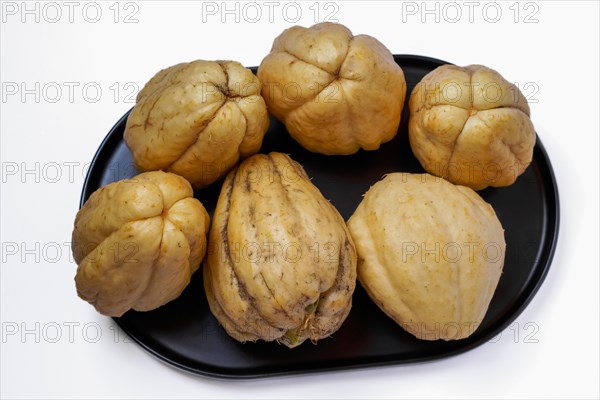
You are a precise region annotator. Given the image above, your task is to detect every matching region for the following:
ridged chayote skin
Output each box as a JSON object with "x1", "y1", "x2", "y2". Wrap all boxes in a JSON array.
[
  {"x1": 204, "y1": 152, "x2": 357, "y2": 348},
  {"x1": 124, "y1": 60, "x2": 270, "y2": 189},
  {"x1": 72, "y1": 171, "x2": 210, "y2": 317},
  {"x1": 409, "y1": 64, "x2": 536, "y2": 190},
  {"x1": 257, "y1": 22, "x2": 406, "y2": 155}
]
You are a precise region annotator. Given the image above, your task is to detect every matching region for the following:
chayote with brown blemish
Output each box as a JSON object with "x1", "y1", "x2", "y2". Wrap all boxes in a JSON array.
[{"x1": 204, "y1": 152, "x2": 357, "y2": 348}]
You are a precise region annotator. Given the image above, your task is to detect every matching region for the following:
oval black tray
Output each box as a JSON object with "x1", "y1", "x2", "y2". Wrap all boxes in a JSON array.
[{"x1": 80, "y1": 55, "x2": 559, "y2": 378}]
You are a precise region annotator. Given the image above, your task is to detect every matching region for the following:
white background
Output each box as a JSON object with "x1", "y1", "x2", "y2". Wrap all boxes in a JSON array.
[{"x1": 1, "y1": 1, "x2": 599, "y2": 398}]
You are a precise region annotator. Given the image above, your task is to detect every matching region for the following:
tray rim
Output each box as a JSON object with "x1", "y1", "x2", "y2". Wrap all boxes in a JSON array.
[{"x1": 79, "y1": 54, "x2": 560, "y2": 379}]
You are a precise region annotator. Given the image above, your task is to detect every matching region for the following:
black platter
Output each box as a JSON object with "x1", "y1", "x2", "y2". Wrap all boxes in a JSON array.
[{"x1": 80, "y1": 55, "x2": 559, "y2": 378}]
